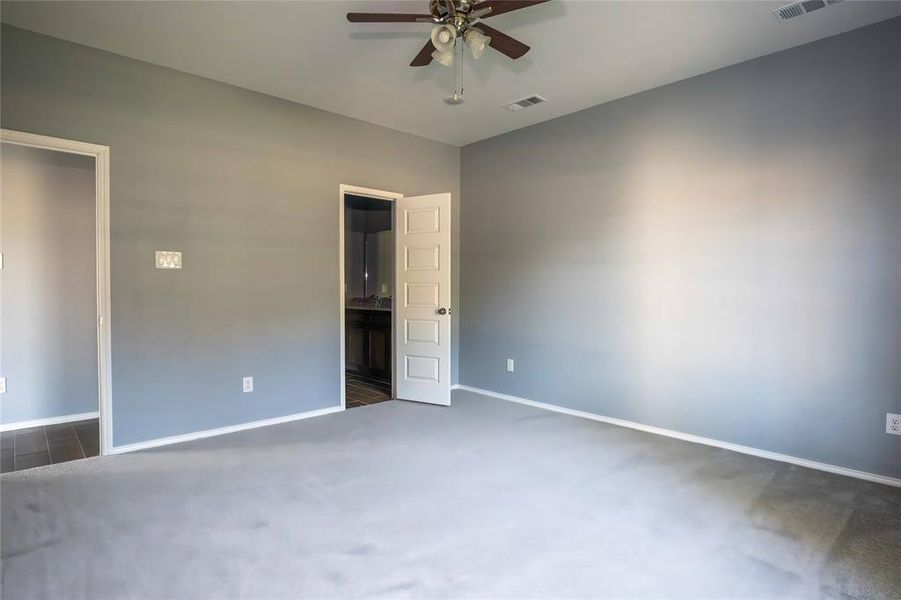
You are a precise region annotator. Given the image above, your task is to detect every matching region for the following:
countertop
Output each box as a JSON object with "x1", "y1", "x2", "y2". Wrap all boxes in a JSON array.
[
  {"x1": 346, "y1": 299, "x2": 391, "y2": 313},
  {"x1": 346, "y1": 305, "x2": 391, "y2": 313}
]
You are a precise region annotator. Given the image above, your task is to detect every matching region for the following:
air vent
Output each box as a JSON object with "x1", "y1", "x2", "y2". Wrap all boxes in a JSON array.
[
  {"x1": 774, "y1": 0, "x2": 838, "y2": 21},
  {"x1": 502, "y1": 95, "x2": 548, "y2": 112}
]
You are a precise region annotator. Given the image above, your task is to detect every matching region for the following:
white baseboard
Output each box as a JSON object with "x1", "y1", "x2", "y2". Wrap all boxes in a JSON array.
[
  {"x1": 1, "y1": 411, "x2": 100, "y2": 432},
  {"x1": 109, "y1": 406, "x2": 344, "y2": 454},
  {"x1": 452, "y1": 385, "x2": 901, "y2": 488}
]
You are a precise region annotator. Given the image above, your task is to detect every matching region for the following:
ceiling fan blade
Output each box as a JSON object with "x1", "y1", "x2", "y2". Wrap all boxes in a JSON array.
[
  {"x1": 473, "y1": 24, "x2": 530, "y2": 59},
  {"x1": 469, "y1": 0, "x2": 550, "y2": 18},
  {"x1": 410, "y1": 39, "x2": 437, "y2": 67},
  {"x1": 347, "y1": 13, "x2": 434, "y2": 23}
]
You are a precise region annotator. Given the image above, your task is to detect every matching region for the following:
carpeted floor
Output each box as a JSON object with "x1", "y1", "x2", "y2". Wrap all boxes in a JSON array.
[{"x1": 1, "y1": 390, "x2": 899, "y2": 599}]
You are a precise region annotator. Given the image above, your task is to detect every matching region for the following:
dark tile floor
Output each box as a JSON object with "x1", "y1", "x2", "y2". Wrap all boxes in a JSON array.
[
  {"x1": 346, "y1": 373, "x2": 392, "y2": 408},
  {"x1": 1, "y1": 418, "x2": 99, "y2": 474}
]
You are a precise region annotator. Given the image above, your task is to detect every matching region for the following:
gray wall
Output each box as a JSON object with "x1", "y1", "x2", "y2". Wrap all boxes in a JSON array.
[
  {"x1": 0, "y1": 25, "x2": 460, "y2": 446},
  {"x1": 1, "y1": 144, "x2": 98, "y2": 425},
  {"x1": 461, "y1": 18, "x2": 901, "y2": 478}
]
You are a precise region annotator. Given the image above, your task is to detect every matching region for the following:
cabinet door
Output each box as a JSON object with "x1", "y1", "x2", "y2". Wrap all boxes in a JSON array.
[
  {"x1": 368, "y1": 313, "x2": 392, "y2": 381},
  {"x1": 346, "y1": 317, "x2": 368, "y2": 374},
  {"x1": 368, "y1": 326, "x2": 390, "y2": 381}
]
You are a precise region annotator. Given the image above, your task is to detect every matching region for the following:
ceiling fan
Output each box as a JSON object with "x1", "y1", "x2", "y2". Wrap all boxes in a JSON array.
[{"x1": 346, "y1": 0, "x2": 549, "y2": 68}]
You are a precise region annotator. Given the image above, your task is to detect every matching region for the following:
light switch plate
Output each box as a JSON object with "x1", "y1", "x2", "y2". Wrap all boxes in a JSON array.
[
  {"x1": 0, "y1": 377, "x2": 6, "y2": 394},
  {"x1": 243, "y1": 376, "x2": 254, "y2": 393},
  {"x1": 155, "y1": 251, "x2": 182, "y2": 269},
  {"x1": 506, "y1": 359, "x2": 515, "y2": 373}
]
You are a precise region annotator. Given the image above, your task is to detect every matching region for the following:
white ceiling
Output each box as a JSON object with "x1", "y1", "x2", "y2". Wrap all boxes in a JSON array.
[{"x1": 2, "y1": 1, "x2": 899, "y2": 146}]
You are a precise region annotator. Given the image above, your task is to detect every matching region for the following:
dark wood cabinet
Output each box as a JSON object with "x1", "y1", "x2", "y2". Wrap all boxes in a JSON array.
[
  {"x1": 345, "y1": 309, "x2": 391, "y2": 382},
  {"x1": 346, "y1": 317, "x2": 367, "y2": 373}
]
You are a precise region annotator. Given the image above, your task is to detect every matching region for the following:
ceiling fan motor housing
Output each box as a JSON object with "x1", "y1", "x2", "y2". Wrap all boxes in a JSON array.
[{"x1": 430, "y1": 0, "x2": 477, "y2": 19}]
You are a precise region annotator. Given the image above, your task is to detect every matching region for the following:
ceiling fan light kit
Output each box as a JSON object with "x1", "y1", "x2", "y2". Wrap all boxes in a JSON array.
[{"x1": 347, "y1": 0, "x2": 550, "y2": 102}]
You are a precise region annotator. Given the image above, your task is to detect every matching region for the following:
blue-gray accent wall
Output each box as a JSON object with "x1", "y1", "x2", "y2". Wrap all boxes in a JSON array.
[
  {"x1": 460, "y1": 18, "x2": 901, "y2": 478},
  {"x1": 0, "y1": 25, "x2": 460, "y2": 446}
]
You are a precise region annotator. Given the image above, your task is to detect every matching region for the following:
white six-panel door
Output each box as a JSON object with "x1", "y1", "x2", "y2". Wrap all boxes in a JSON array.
[{"x1": 394, "y1": 193, "x2": 451, "y2": 406}]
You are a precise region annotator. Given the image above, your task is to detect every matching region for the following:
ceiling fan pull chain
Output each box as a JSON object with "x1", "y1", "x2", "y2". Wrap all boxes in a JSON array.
[
  {"x1": 445, "y1": 41, "x2": 465, "y2": 105},
  {"x1": 456, "y1": 42, "x2": 464, "y2": 98}
]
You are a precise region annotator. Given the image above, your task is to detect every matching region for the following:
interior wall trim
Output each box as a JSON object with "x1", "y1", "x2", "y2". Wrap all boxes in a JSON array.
[
  {"x1": 0, "y1": 411, "x2": 101, "y2": 433},
  {"x1": 451, "y1": 385, "x2": 901, "y2": 488},
  {"x1": 109, "y1": 405, "x2": 344, "y2": 454}
]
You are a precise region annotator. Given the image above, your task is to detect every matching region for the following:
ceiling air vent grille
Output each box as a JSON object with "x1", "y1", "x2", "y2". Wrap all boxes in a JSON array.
[
  {"x1": 774, "y1": 0, "x2": 837, "y2": 21},
  {"x1": 502, "y1": 95, "x2": 548, "y2": 112}
]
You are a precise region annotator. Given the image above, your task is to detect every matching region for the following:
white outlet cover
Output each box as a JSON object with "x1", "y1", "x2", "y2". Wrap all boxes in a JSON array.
[
  {"x1": 155, "y1": 250, "x2": 182, "y2": 269},
  {"x1": 887, "y1": 413, "x2": 901, "y2": 435},
  {"x1": 243, "y1": 376, "x2": 254, "y2": 393},
  {"x1": 506, "y1": 359, "x2": 515, "y2": 373},
  {"x1": 0, "y1": 377, "x2": 6, "y2": 394}
]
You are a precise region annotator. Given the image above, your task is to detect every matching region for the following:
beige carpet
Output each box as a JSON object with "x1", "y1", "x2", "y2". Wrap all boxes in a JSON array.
[{"x1": 2, "y1": 390, "x2": 900, "y2": 598}]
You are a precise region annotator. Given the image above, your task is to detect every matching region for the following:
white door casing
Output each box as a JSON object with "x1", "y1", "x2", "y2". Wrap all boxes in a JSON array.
[
  {"x1": 0, "y1": 129, "x2": 112, "y2": 453},
  {"x1": 394, "y1": 193, "x2": 451, "y2": 406}
]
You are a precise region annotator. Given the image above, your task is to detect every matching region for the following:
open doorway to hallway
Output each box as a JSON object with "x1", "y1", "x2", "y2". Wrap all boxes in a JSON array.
[{"x1": 1, "y1": 131, "x2": 111, "y2": 471}]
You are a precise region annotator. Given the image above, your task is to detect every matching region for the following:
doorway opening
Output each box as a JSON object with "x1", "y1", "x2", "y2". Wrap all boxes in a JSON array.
[
  {"x1": 340, "y1": 186, "x2": 402, "y2": 409},
  {"x1": 0, "y1": 130, "x2": 112, "y2": 471},
  {"x1": 340, "y1": 185, "x2": 453, "y2": 408}
]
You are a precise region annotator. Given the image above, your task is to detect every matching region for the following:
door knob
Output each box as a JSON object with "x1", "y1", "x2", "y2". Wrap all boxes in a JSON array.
[{"x1": 437, "y1": 307, "x2": 450, "y2": 315}]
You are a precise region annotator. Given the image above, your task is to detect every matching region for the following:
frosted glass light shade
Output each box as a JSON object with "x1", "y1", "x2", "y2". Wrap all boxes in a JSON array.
[
  {"x1": 430, "y1": 24, "x2": 456, "y2": 51},
  {"x1": 430, "y1": 24, "x2": 457, "y2": 67},
  {"x1": 436, "y1": 28, "x2": 453, "y2": 45},
  {"x1": 465, "y1": 28, "x2": 490, "y2": 59},
  {"x1": 432, "y1": 49, "x2": 455, "y2": 66}
]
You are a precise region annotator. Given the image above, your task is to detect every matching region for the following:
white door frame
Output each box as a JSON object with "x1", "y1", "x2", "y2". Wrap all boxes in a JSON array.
[
  {"x1": 338, "y1": 184, "x2": 403, "y2": 409},
  {"x1": 1, "y1": 129, "x2": 113, "y2": 455}
]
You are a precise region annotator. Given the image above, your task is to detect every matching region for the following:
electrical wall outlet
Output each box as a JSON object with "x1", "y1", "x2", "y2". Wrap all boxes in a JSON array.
[
  {"x1": 506, "y1": 359, "x2": 515, "y2": 373},
  {"x1": 887, "y1": 413, "x2": 901, "y2": 435},
  {"x1": 0, "y1": 377, "x2": 6, "y2": 394},
  {"x1": 243, "y1": 376, "x2": 254, "y2": 393}
]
